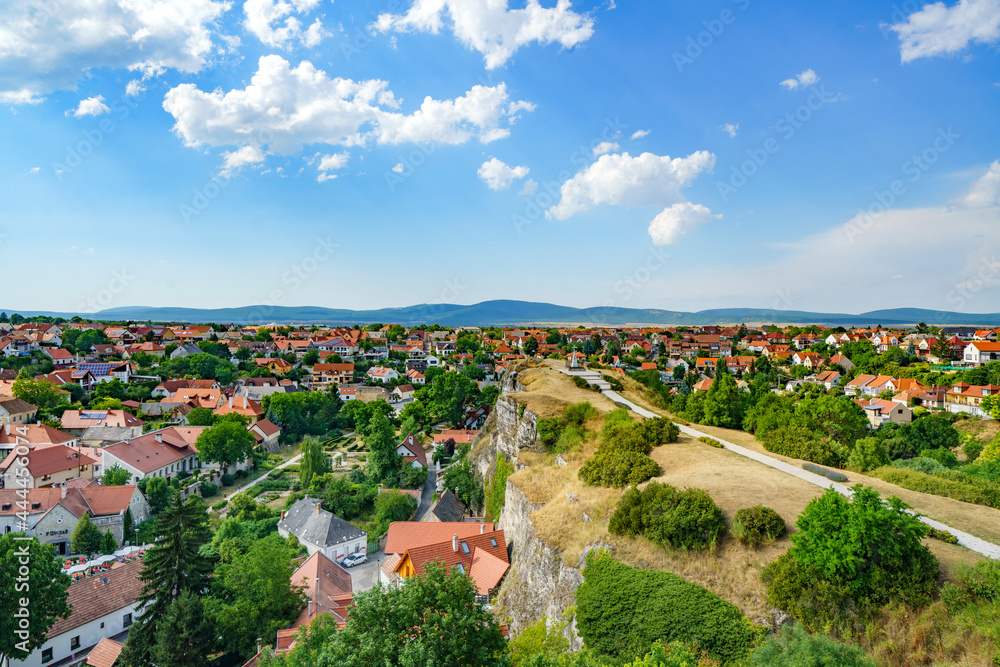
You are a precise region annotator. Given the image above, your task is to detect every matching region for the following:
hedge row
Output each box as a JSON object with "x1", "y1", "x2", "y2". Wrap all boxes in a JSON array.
[
  {"x1": 867, "y1": 466, "x2": 1000, "y2": 509},
  {"x1": 801, "y1": 463, "x2": 848, "y2": 483},
  {"x1": 576, "y1": 553, "x2": 764, "y2": 665}
]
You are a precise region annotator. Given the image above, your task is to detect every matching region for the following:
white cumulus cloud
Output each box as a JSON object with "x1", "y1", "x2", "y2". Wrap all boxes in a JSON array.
[
  {"x1": 392, "y1": 163, "x2": 405, "y2": 173},
  {"x1": 891, "y1": 0, "x2": 1000, "y2": 62},
  {"x1": 478, "y1": 157, "x2": 529, "y2": 190},
  {"x1": 593, "y1": 141, "x2": 619, "y2": 156},
  {"x1": 373, "y1": 0, "x2": 595, "y2": 69},
  {"x1": 779, "y1": 68, "x2": 819, "y2": 90},
  {"x1": 67, "y1": 95, "x2": 110, "y2": 118},
  {"x1": 960, "y1": 160, "x2": 1000, "y2": 208},
  {"x1": 720, "y1": 122, "x2": 739, "y2": 137},
  {"x1": 163, "y1": 55, "x2": 533, "y2": 171},
  {"x1": 547, "y1": 150, "x2": 715, "y2": 220},
  {"x1": 125, "y1": 80, "x2": 146, "y2": 97},
  {"x1": 221, "y1": 145, "x2": 266, "y2": 175},
  {"x1": 648, "y1": 202, "x2": 716, "y2": 245},
  {"x1": 631, "y1": 129, "x2": 650, "y2": 140},
  {"x1": 243, "y1": 0, "x2": 328, "y2": 48},
  {"x1": 0, "y1": 0, "x2": 231, "y2": 102},
  {"x1": 520, "y1": 178, "x2": 538, "y2": 196},
  {"x1": 547, "y1": 150, "x2": 717, "y2": 245}
]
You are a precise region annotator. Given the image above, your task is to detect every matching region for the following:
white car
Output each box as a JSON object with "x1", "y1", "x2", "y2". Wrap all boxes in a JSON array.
[{"x1": 341, "y1": 553, "x2": 368, "y2": 568}]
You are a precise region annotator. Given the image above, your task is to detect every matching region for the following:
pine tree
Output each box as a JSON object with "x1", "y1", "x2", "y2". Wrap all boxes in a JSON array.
[
  {"x1": 123, "y1": 507, "x2": 135, "y2": 545},
  {"x1": 71, "y1": 513, "x2": 102, "y2": 556},
  {"x1": 151, "y1": 591, "x2": 213, "y2": 667},
  {"x1": 120, "y1": 495, "x2": 213, "y2": 666}
]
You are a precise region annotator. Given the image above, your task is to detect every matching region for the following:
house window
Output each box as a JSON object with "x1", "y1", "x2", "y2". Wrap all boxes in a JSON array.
[
  {"x1": 123, "y1": 613, "x2": 133, "y2": 627},
  {"x1": 456, "y1": 563, "x2": 465, "y2": 574},
  {"x1": 489, "y1": 537, "x2": 498, "y2": 548},
  {"x1": 71, "y1": 636, "x2": 80, "y2": 650},
  {"x1": 461, "y1": 542, "x2": 470, "y2": 554},
  {"x1": 42, "y1": 648, "x2": 53, "y2": 663}
]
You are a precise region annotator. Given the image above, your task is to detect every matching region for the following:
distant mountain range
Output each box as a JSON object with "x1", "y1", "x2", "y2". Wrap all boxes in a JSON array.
[{"x1": 3, "y1": 301, "x2": 1000, "y2": 327}]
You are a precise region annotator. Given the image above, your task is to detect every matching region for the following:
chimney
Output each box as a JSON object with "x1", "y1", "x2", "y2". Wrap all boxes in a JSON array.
[
  {"x1": 61, "y1": 485, "x2": 67, "y2": 499},
  {"x1": 256, "y1": 638, "x2": 262, "y2": 654},
  {"x1": 315, "y1": 501, "x2": 322, "y2": 515},
  {"x1": 228, "y1": 397, "x2": 233, "y2": 409},
  {"x1": 480, "y1": 523, "x2": 487, "y2": 534},
  {"x1": 154, "y1": 433, "x2": 162, "y2": 443},
  {"x1": 452, "y1": 534, "x2": 459, "y2": 552}
]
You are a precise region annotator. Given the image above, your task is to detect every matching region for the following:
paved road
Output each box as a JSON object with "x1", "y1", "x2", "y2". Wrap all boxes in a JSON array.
[
  {"x1": 581, "y1": 378, "x2": 1000, "y2": 560},
  {"x1": 415, "y1": 463, "x2": 438, "y2": 521},
  {"x1": 349, "y1": 548, "x2": 385, "y2": 591}
]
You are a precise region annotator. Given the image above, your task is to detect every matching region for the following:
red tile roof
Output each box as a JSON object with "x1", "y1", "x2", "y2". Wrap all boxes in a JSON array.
[
  {"x1": 48, "y1": 559, "x2": 144, "y2": 638},
  {"x1": 384, "y1": 521, "x2": 495, "y2": 555},
  {"x1": 85, "y1": 638, "x2": 124, "y2": 667}
]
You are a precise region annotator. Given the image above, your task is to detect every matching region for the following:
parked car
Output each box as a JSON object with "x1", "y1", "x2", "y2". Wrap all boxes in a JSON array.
[{"x1": 341, "y1": 552, "x2": 368, "y2": 568}]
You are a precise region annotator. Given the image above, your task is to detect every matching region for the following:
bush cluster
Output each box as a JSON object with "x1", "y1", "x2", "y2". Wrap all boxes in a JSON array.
[
  {"x1": 698, "y1": 436, "x2": 724, "y2": 448},
  {"x1": 866, "y1": 466, "x2": 1000, "y2": 509},
  {"x1": 199, "y1": 482, "x2": 218, "y2": 498},
  {"x1": 579, "y1": 411, "x2": 678, "y2": 487},
  {"x1": 609, "y1": 482, "x2": 726, "y2": 551},
  {"x1": 802, "y1": 462, "x2": 847, "y2": 483},
  {"x1": 731, "y1": 506, "x2": 786, "y2": 548},
  {"x1": 221, "y1": 473, "x2": 236, "y2": 487},
  {"x1": 576, "y1": 553, "x2": 764, "y2": 665}
]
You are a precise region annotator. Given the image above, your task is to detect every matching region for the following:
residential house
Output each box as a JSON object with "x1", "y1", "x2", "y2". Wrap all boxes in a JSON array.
[
  {"x1": 963, "y1": 341, "x2": 1000, "y2": 367},
  {"x1": 44, "y1": 347, "x2": 75, "y2": 367},
  {"x1": 277, "y1": 497, "x2": 368, "y2": 564},
  {"x1": 311, "y1": 363, "x2": 355, "y2": 388},
  {"x1": 366, "y1": 366, "x2": 399, "y2": 383},
  {"x1": 256, "y1": 357, "x2": 293, "y2": 375},
  {"x1": 61, "y1": 410, "x2": 145, "y2": 437},
  {"x1": 392, "y1": 384, "x2": 416, "y2": 402},
  {"x1": 391, "y1": 528, "x2": 509, "y2": 596},
  {"x1": 405, "y1": 368, "x2": 426, "y2": 385},
  {"x1": 101, "y1": 427, "x2": 205, "y2": 483},
  {"x1": 9, "y1": 559, "x2": 144, "y2": 667},
  {"x1": 432, "y1": 430, "x2": 478, "y2": 448},
  {"x1": 858, "y1": 399, "x2": 913, "y2": 427},
  {"x1": 0, "y1": 397, "x2": 38, "y2": 425},
  {"x1": 812, "y1": 370, "x2": 842, "y2": 389},
  {"x1": 76, "y1": 362, "x2": 133, "y2": 384},
  {"x1": 380, "y1": 521, "x2": 495, "y2": 587},
  {"x1": 1, "y1": 444, "x2": 96, "y2": 489},
  {"x1": 828, "y1": 355, "x2": 855, "y2": 371},
  {"x1": 396, "y1": 434, "x2": 427, "y2": 469},
  {"x1": 214, "y1": 396, "x2": 264, "y2": 425},
  {"x1": 169, "y1": 343, "x2": 202, "y2": 359},
  {"x1": 249, "y1": 419, "x2": 282, "y2": 452},
  {"x1": 0, "y1": 423, "x2": 79, "y2": 458},
  {"x1": 424, "y1": 489, "x2": 470, "y2": 523},
  {"x1": 945, "y1": 382, "x2": 1000, "y2": 417}
]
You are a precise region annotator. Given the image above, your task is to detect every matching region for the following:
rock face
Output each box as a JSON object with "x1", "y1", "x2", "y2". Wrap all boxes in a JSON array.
[
  {"x1": 496, "y1": 482, "x2": 585, "y2": 649},
  {"x1": 470, "y1": 364, "x2": 584, "y2": 648},
  {"x1": 470, "y1": 366, "x2": 537, "y2": 479}
]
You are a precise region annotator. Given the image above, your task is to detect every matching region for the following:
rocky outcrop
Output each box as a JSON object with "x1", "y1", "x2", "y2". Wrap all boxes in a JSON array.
[
  {"x1": 495, "y1": 482, "x2": 585, "y2": 649},
  {"x1": 470, "y1": 366, "x2": 537, "y2": 480}
]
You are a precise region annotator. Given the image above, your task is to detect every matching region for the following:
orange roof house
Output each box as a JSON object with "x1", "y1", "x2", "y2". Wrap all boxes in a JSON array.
[{"x1": 392, "y1": 529, "x2": 509, "y2": 596}]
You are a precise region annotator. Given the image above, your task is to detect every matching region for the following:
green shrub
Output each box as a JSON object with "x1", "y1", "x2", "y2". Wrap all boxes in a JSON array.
[
  {"x1": 572, "y1": 376, "x2": 590, "y2": 389},
  {"x1": 199, "y1": 482, "x2": 218, "y2": 498},
  {"x1": 698, "y1": 436, "x2": 723, "y2": 448},
  {"x1": 763, "y1": 426, "x2": 842, "y2": 467},
  {"x1": 565, "y1": 401, "x2": 598, "y2": 425},
  {"x1": 763, "y1": 486, "x2": 938, "y2": 633},
  {"x1": 235, "y1": 468, "x2": 250, "y2": 479},
  {"x1": 867, "y1": 466, "x2": 1000, "y2": 509},
  {"x1": 825, "y1": 470, "x2": 848, "y2": 483},
  {"x1": 259, "y1": 479, "x2": 291, "y2": 491},
  {"x1": 846, "y1": 437, "x2": 889, "y2": 472},
  {"x1": 731, "y1": 506, "x2": 786, "y2": 547},
  {"x1": 891, "y1": 456, "x2": 946, "y2": 474},
  {"x1": 536, "y1": 417, "x2": 567, "y2": 451},
  {"x1": 919, "y1": 447, "x2": 959, "y2": 469},
  {"x1": 576, "y1": 553, "x2": 763, "y2": 664},
  {"x1": 927, "y1": 527, "x2": 959, "y2": 544},
  {"x1": 212, "y1": 499, "x2": 228, "y2": 511},
  {"x1": 609, "y1": 482, "x2": 726, "y2": 551},
  {"x1": 747, "y1": 623, "x2": 876, "y2": 666},
  {"x1": 579, "y1": 449, "x2": 660, "y2": 487},
  {"x1": 802, "y1": 462, "x2": 832, "y2": 476},
  {"x1": 221, "y1": 473, "x2": 236, "y2": 487},
  {"x1": 962, "y1": 436, "x2": 985, "y2": 462}
]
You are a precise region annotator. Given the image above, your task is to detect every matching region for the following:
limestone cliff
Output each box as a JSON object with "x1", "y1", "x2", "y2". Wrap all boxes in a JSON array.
[{"x1": 471, "y1": 364, "x2": 586, "y2": 647}]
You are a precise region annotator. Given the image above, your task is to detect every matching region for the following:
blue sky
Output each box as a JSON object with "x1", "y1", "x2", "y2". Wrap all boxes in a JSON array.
[{"x1": 1, "y1": 0, "x2": 999, "y2": 316}]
